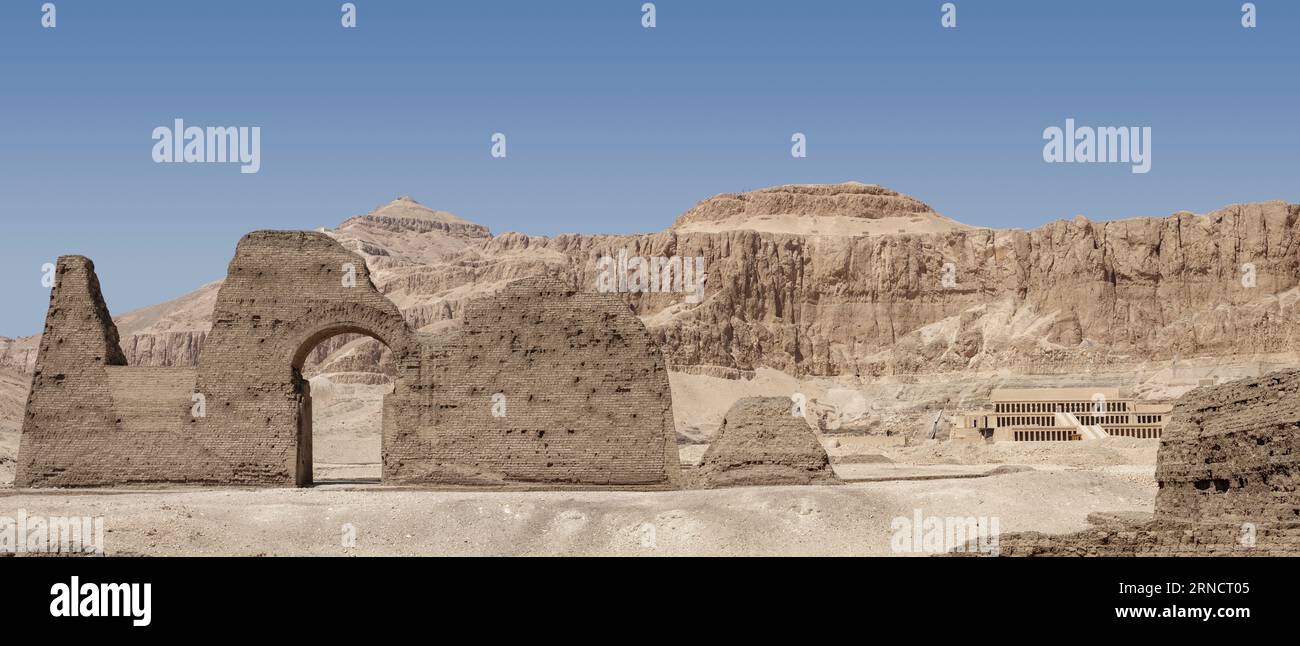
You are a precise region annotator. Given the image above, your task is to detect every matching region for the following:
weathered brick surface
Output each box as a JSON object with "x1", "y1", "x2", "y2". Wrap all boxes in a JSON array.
[
  {"x1": 386, "y1": 276, "x2": 680, "y2": 486},
  {"x1": 696, "y1": 396, "x2": 839, "y2": 488},
  {"x1": 184, "y1": 230, "x2": 420, "y2": 486},
  {"x1": 987, "y1": 522, "x2": 1300, "y2": 556},
  {"x1": 17, "y1": 232, "x2": 680, "y2": 488},
  {"x1": 1155, "y1": 370, "x2": 1300, "y2": 525},
  {"x1": 16, "y1": 256, "x2": 129, "y2": 486}
]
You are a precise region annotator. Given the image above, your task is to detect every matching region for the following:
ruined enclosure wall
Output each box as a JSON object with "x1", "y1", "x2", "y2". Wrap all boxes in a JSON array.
[
  {"x1": 19, "y1": 233, "x2": 682, "y2": 488},
  {"x1": 17, "y1": 233, "x2": 416, "y2": 487},
  {"x1": 16, "y1": 256, "x2": 211, "y2": 487},
  {"x1": 697, "y1": 396, "x2": 839, "y2": 488},
  {"x1": 16, "y1": 257, "x2": 127, "y2": 486},
  {"x1": 1155, "y1": 369, "x2": 1300, "y2": 525},
  {"x1": 385, "y1": 276, "x2": 681, "y2": 487},
  {"x1": 188, "y1": 230, "x2": 418, "y2": 485}
]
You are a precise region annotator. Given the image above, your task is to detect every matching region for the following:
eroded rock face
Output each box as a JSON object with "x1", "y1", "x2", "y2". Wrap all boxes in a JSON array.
[
  {"x1": 696, "y1": 396, "x2": 838, "y2": 488},
  {"x1": 368, "y1": 191, "x2": 1299, "y2": 381},
  {"x1": 8, "y1": 187, "x2": 1300, "y2": 386},
  {"x1": 490, "y1": 197, "x2": 1293, "y2": 379},
  {"x1": 645, "y1": 199, "x2": 1300, "y2": 377},
  {"x1": 111, "y1": 281, "x2": 220, "y2": 369}
]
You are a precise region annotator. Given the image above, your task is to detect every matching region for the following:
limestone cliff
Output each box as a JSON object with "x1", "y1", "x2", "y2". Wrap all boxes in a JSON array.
[{"x1": 5, "y1": 185, "x2": 1298, "y2": 382}]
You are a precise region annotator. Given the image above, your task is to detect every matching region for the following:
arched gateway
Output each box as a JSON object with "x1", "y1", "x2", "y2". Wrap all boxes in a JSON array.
[{"x1": 16, "y1": 231, "x2": 680, "y2": 489}]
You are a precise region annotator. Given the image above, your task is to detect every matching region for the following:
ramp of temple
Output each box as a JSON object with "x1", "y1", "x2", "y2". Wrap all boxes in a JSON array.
[{"x1": 16, "y1": 231, "x2": 680, "y2": 489}]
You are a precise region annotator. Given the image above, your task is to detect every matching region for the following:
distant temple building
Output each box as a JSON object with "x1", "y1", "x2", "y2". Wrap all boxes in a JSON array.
[{"x1": 951, "y1": 388, "x2": 1172, "y2": 442}]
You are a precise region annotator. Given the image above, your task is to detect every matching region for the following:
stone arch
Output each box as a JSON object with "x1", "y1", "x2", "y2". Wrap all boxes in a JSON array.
[
  {"x1": 18, "y1": 231, "x2": 682, "y2": 490},
  {"x1": 187, "y1": 231, "x2": 421, "y2": 486},
  {"x1": 281, "y1": 304, "x2": 415, "y2": 486},
  {"x1": 284, "y1": 303, "x2": 416, "y2": 373}
]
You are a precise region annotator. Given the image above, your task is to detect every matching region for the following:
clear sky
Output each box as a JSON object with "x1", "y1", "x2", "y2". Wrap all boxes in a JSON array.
[{"x1": 0, "y1": 1, "x2": 1296, "y2": 335}]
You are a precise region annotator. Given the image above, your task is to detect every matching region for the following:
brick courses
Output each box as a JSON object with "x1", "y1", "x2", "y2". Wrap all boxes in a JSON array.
[
  {"x1": 17, "y1": 231, "x2": 680, "y2": 488},
  {"x1": 696, "y1": 396, "x2": 839, "y2": 487}
]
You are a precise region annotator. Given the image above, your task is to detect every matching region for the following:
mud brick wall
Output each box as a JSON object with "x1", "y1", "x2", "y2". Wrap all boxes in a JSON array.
[
  {"x1": 385, "y1": 276, "x2": 681, "y2": 487},
  {"x1": 16, "y1": 257, "x2": 128, "y2": 486},
  {"x1": 187, "y1": 230, "x2": 419, "y2": 485},
  {"x1": 985, "y1": 523, "x2": 1300, "y2": 556},
  {"x1": 18, "y1": 232, "x2": 681, "y2": 488},
  {"x1": 697, "y1": 396, "x2": 838, "y2": 488},
  {"x1": 1155, "y1": 369, "x2": 1300, "y2": 526},
  {"x1": 16, "y1": 256, "x2": 208, "y2": 486}
]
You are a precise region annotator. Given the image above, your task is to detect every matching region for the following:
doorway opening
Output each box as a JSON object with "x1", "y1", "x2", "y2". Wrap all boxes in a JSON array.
[{"x1": 292, "y1": 329, "x2": 395, "y2": 486}]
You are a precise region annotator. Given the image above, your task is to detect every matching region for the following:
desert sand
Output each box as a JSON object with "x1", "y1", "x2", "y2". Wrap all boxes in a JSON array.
[{"x1": 0, "y1": 464, "x2": 1152, "y2": 556}]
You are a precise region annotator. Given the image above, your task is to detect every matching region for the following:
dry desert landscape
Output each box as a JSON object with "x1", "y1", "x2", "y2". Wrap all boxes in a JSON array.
[{"x1": 3, "y1": 182, "x2": 1298, "y2": 555}]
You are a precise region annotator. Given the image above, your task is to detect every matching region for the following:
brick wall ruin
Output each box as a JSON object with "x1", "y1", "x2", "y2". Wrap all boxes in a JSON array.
[
  {"x1": 1155, "y1": 370, "x2": 1300, "y2": 525},
  {"x1": 696, "y1": 396, "x2": 839, "y2": 488},
  {"x1": 16, "y1": 231, "x2": 680, "y2": 488},
  {"x1": 386, "y1": 276, "x2": 680, "y2": 486}
]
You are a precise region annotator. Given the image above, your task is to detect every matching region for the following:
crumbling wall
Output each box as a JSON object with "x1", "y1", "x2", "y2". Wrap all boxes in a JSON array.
[
  {"x1": 696, "y1": 396, "x2": 839, "y2": 488},
  {"x1": 183, "y1": 230, "x2": 419, "y2": 485},
  {"x1": 15, "y1": 259, "x2": 206, "y2": 486},
  {"x1": 385, "y1": 276, "x2": 681, "y2": 487},
  {"x1": 1155, "y1": 370, "x2": 1300, "y2": 525},
  {"x1": 17, "y1": 234, "x2": 416, "y2": 487},
  {"x1": 984, "y1": 521, "x2": 1300, "y2": 556},
  {"x1": 16, "y1": 257, "x2": 128, "y2": 486},
  {"x1": 18, "y1": 233, "x2": 681, "y2": 488}
]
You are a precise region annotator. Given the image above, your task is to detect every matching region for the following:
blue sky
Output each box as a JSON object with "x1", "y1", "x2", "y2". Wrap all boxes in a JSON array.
[{"x1": 0, "y1": 1, "x2": 1296, "y2": 334}]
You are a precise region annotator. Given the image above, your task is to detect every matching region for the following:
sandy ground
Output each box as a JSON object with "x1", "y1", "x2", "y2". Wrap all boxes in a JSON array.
[
  {"x1": 308, "y1": 377, "x2": 385, "y2": 481},
  {"x1": 0, "y1": 466, "x2": 1152, "y2": 556}
]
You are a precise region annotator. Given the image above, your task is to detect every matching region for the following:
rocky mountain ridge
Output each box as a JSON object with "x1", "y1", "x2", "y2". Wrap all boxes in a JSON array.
[{"x1": 3, "y1": 184, "x2": 1298, "y2": 382}]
